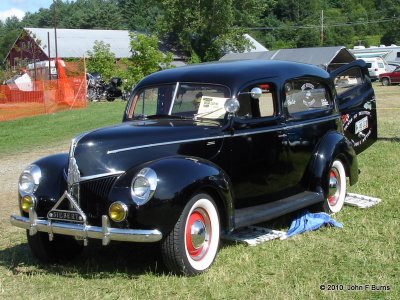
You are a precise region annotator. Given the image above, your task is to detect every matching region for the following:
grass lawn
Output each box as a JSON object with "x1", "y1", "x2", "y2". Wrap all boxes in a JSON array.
[
  {"x1": 0, "y1": 101, "x2": 126, "y2": 155},
  {"x1": 0, "y1": 85, "x2": 399, "y2": 299}
]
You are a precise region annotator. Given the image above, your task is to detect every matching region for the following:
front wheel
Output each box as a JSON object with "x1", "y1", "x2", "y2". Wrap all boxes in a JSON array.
[
  {"x1": 161, "y1": 193, "x2": 220, "y2": 275},
  {"x1": 322, "y1": 160, "x2": 347, "y2": 214},
  {"x1": 381, "y1": 77, "x2": 390, "y2": 86},
  {"x1": 27, "y1": 231, "x2": 84, "y2": 263}
]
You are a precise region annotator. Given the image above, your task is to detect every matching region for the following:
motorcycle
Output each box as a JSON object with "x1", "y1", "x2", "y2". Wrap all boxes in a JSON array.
[{"x1": 86, "y1": 73, "x2": 128, "y2": 102}]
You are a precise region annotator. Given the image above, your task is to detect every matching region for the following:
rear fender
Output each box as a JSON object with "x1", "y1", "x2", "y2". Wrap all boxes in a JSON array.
[{"x1": 305, "y1": 131, "x2": 358, "y2": 196}]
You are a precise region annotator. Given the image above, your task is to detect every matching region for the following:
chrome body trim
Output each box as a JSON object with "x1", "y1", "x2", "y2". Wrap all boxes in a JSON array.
[
  {"x1": 107, "y1": 114, "x2": 340, "y2": 154},
  {"x1": 10, "y1": 210, "x2": 162, "y2": 245},
  {"x1": 80, "y1": 171, "x2": 124, "y2": 182},
  {"x1": 107, "y1": 135, "x2": 225, "y2": 154},
  {"x1": 168, "y1": 82, "x2": 180, "y2": 115}
]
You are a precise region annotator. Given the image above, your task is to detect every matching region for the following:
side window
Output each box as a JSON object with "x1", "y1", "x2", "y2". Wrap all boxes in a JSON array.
[
  {"x1": 237, "y1": 83, "x2": 275, "y2": 118},
  {"x1": 334, "y1": 67, "x2": 363, "y2": 96},
  {"x1": 285, "y1": 80, "x2": 331, "y2": 115}
]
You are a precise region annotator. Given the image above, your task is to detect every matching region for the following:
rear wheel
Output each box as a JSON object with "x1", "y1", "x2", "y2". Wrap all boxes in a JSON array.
[
  {"x1": 322, "y1": 160, "x2": 346, "y2": 214},
  {"x1": 161, "y1": 193, "x2": 220, "y2": 275},
  {"x1": 27, "y1": 231, "x2": 83, "y2": 263},
  {"x1": 381, "y1": 77, "x2": 390, "y2": 86}
]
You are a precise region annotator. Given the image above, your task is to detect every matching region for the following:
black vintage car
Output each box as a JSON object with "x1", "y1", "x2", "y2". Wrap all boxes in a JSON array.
[{"x1": 11, "y1": 59, "x2": 377, "y2": 275}]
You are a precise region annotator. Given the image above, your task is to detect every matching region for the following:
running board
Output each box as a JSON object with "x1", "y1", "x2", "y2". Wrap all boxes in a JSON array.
[{"x1": 234, "y1": 191, "x2": 323, "y2": 229}]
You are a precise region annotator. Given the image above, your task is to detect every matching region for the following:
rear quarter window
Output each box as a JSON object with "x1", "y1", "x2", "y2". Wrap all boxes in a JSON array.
[{"x1": 284, "y1": 80, "x2": 331, "y2": 116}]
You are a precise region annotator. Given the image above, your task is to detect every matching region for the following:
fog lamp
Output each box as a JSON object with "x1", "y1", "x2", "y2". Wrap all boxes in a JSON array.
[
  {"x1": 109, "y1": 201, "x2": 128, "y2": 222},
  {"x1": 21, "y1": 195, "x2": 35, "y2": 213}
]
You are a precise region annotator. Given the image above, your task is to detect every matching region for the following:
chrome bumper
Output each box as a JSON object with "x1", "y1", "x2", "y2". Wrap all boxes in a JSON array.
[{"x1": 10, "y1": 208, "x2": 162, "y2": 246}]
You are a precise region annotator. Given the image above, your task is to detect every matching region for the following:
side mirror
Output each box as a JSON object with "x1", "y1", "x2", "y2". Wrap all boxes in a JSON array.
[{"x1": 224, "y1": 98, "x2": 240, "y2": 114}]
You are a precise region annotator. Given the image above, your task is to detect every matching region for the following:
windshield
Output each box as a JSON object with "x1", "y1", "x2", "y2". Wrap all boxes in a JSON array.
[{"x1": 127, "y1": 83, "x2": 230, "y2": 120}]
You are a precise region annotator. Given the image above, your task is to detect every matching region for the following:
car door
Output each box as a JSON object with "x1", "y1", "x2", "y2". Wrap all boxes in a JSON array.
[
  {"x1": 331, "y1": 60, "x2": 378, "y2": 154},
  {"x1": 227, "y1": 83, "x2": 288, "y2": 209},
  {"x1": 391, "y1": 67, "x2": 400, "y2": 83},
  {"x1": 283, "y1": 78, "x2": 338, "y2": 192}
]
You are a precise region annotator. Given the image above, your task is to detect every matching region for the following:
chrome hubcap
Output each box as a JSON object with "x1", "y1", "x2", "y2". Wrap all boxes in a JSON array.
[
  {"x1": 328, "y1": 170, "x2": 340, "y2": 206},
  {"x1": 190, "y1": 220, "x2": 206, "y2": 249},
  {"x1": 185, "y1": 208, "x2": 211, "y2": 261}
]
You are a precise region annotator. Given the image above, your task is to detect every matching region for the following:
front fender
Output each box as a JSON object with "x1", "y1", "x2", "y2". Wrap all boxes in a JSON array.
[
  {"x1": 20, "y1": 153, "x2": 69, "y2": 217},
  {"x1": 305, "y1": 131, "x2": 358, "y2": 196},
  {"x1": 111, "y1": 156, "x2": 234, "y2": 237}
]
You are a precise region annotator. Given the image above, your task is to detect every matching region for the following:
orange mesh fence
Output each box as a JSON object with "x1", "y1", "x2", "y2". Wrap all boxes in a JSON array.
[{"x1": 0, "y1": 59, "x2": 86, "y2": 122}]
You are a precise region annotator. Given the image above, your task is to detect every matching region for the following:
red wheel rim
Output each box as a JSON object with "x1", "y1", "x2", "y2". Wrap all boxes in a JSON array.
[{"x1": 185, "y1": 208, "x2": 212, "y2": 261}]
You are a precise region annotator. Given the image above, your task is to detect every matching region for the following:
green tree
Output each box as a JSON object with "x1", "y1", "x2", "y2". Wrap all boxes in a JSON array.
[
  {"x1": 0, "y1": 18, "x2": 22, "y2": 66},
  {"x1": 158, "y1": 0, "x2": 264, "y2": 61},
  {"x1": 118, "y1": 0, "x2": 161, "y2": 32},
  {"x1": 86, "y1": 40, "x2": 117, "y2": 81},
  {"x1": 124, "y1": 33, "x2": 173, "y2": 83},
  {"x1": 23, "y1": 0, "x2": 124, "y2": 30},
  {"x1": 378, "y1": 0, "x2": 400, "y2": 45}
]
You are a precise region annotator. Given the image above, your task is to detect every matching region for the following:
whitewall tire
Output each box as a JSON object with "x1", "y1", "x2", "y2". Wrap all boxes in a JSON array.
[{"x1": 161, "y1": 193, "x2": 220, "y2": 275}]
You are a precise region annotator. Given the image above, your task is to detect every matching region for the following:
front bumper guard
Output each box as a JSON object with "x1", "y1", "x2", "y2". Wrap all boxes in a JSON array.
[{"x1": 10, "y1": 208, "x2": 163, "y2": 246}]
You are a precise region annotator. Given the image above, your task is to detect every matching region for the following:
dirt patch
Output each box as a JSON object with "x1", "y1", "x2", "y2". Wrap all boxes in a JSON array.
[{"x1": 0, "y1": 141, "x2": 70, "y2": 223}]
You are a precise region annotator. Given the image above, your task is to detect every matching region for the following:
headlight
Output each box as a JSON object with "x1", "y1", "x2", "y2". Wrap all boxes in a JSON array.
[
  {"x1": 18, "y1": 164, "x2": 41, "y2": 195},
  {"x1": 131, "y1": 168, "x2": 157, "y2": 205}
]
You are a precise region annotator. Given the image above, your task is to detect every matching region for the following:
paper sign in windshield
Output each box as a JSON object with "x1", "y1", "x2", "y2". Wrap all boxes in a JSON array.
[{"x1": 197, "y1": 96, "x2": 228, "y2": 119}]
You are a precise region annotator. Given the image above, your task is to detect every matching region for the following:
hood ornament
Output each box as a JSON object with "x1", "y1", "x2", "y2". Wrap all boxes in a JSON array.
[{"x1": 67, "y1": 157, "x2": 80, "y2": 189}]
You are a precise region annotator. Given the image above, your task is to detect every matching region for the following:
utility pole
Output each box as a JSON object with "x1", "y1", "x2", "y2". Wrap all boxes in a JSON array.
[
  {"x1": 47, "y1": 32, "x2": 51, "y2": 80},
  {"x1": 53, "y1": 0, "x2": 58, "y2": 79},
  {"x1": 320, "y1": 10, "x2": 324, "y2": 46}
]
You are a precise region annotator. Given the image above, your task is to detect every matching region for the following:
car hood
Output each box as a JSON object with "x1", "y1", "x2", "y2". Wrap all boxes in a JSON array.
[{"x1": 73, "y1": 118, "x2": 224, "y2": 177}]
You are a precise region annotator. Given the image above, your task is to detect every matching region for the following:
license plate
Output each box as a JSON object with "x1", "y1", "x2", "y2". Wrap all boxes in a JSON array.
[
  {"x1": 355, "y1": 116, "x2": 368, "y2": 134},
  {"x1": 48, "y1": 209, "x2": 85, "y2": 223}
]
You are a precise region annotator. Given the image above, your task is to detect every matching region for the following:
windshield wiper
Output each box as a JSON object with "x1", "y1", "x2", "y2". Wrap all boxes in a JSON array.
[{"x1": 134, "y1": 114, "x2": 147, "y2": 120}]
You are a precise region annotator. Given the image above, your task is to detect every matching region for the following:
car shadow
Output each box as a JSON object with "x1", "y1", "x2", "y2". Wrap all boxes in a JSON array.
[
  {"x1": 0, "y1": 240, "x2": 168, "y2": 278},
  {"x1": 377, "y1": 137, "x2": 400, "y2": 142},
  {"x1": 1, "y1": 212, "x2": 298, "y2": 277}
]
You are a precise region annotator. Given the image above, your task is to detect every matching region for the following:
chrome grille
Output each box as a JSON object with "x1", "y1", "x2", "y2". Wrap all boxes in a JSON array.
[{"x1": 79, "y1": 175, "x2": 119, "y2": 225}]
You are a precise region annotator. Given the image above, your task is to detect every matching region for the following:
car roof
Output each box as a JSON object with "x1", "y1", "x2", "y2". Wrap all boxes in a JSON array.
[{"x1": 136, "y1": 60, "x2": 330, "y2": 92}]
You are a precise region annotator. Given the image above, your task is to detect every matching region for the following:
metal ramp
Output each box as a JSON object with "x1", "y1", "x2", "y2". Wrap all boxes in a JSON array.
[
  {"x1": 344, "y1": 193, "x2": 381, "y2": 208},
  {"x1": 223, "y1": 193, "x2": 381, "y2": 246},
  {"x1": 222, "y1": 226, "x2": 287, "y2": 246}
]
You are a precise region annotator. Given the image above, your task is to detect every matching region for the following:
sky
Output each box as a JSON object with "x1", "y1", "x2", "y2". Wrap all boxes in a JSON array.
[{"x1": 0, "y1": 0, "x2": 54, "y2": 22}]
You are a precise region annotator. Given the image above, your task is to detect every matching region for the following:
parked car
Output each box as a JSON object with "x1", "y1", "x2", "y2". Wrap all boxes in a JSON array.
[
  {"x1": 362, "y1": 57, "x2": 389, "y2": 81},
  {"x1": 11, "y1": 59, "x2": 377, "y2": 275},
  {"x1": 379, "y1": 66, "x2": 400, "y2": 85},
  {"x1": 387, "y1": 62, "x2": 400, "y2": 71}
]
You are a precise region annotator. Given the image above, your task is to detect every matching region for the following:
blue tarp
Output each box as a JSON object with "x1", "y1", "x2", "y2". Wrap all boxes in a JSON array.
[{"x1": 286, "y1": 210, "x2": 343, "y2": 238}]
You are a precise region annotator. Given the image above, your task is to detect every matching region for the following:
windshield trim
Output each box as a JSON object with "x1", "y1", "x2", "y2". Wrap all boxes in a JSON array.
[{"x1": 168, "y1": 82, "x2": 180, "y2": 115}]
